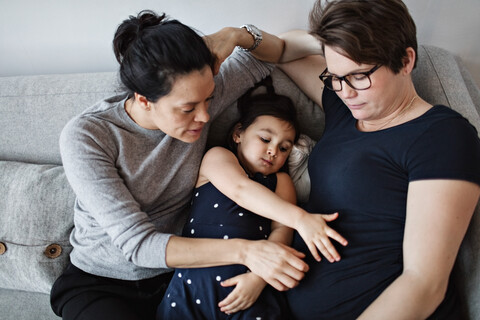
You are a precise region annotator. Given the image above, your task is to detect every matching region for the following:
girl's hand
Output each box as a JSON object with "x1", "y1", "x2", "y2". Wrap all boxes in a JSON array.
[
  {"x1": 218, "y1": 272, "x2": 266, "y2": 314},
  {"x1": 296, "y1": 212, "x2": 348, "y2": 262}
]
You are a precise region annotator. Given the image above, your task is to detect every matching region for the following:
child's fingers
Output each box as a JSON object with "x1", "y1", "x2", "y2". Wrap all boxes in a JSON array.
[
  {"x1": 219, "y1": 291, "x2": 254, "y2": 314},
  {"x1": 222, "y1": 300, "x2": 250, "y2": 314},
  {"x1": 305, "y1": 234, "x2": 337, "y2": 263},
  {"x1": 319, "y1": 237, "x2": 340, "y2": 262},
  {"x1": 319, "y1": 212, "x2": 339, "y2": 222},
  {"x1": 218, "y1": 291, "x2": 236, "y2": 308},
  {"x1": 218, "y1": 293, "x2": 242, "y2": 314},
  {"x1": 327, "y1": 227, "x2": 348, "y2": 246},
  {"x1": 219, "y1": 275, "x2": 240, "y2": 289},
  {"x1": 306, "y1": 241, "x2": 321, "y2": 262},
  {"x1": 315, "y1": 237, "x2": 338, "y2": 263}
]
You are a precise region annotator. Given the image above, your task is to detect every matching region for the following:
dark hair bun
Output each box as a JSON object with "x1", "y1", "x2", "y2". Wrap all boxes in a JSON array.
[{"x1": 113, "y1": 10, "x2": 166, "y2": 63}]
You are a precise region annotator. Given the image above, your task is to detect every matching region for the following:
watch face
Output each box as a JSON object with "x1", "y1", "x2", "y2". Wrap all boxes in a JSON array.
[{"x1": 242, "y1": 24, "x2": 262, "y2": 51}]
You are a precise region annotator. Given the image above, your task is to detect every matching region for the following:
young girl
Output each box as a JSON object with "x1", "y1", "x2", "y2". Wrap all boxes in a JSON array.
[{"x1": 157, "y1": 78, "x2": 347, "y2": 319}]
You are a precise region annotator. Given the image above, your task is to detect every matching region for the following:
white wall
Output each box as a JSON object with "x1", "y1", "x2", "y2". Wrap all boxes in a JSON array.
[
  {"x1": 1, "y1": 0, "x2": 479, "y2": 87},
  {"x1": 404, "y1": 0, "x2": 480, "y2": 87}
]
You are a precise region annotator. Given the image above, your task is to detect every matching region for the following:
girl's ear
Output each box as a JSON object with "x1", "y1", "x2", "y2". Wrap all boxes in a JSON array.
[{"x1": 232, "y1": 123, "x2": 243, "y2": 143}]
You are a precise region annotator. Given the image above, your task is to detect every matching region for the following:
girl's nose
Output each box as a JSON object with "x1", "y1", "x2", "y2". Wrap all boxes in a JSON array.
[{"x1": 268, "y1": 147, "x2": 277, "y2": 158}]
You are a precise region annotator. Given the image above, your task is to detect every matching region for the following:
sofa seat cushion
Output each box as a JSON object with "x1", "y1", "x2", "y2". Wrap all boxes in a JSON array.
[
  {"x1": 0, "y1": 288, "x2": 59, "y2": 320},
  {"x1": 0, "y1": 161, "x2": 75, "y2": 293}
]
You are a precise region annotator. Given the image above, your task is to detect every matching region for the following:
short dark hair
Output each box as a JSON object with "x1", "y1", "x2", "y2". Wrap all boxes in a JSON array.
[
  {"x1": 309, "y1": 0, "x2": 417, "y2": 73},
  {"x1": 228, "y1": 76, "x2": 300, "y2": 163},
  {"x1": 113, "y1": 10, "x2": 215, "y2": 102}
]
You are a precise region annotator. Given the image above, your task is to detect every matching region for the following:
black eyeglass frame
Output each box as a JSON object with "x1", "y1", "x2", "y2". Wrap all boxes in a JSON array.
[{"x1": 319, "y1": 64, "x2": 382, "y2": 92}]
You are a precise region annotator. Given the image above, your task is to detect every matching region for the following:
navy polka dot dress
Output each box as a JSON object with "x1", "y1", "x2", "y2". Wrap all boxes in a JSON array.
[{"x1": 156, "y1": 173, "x2": 290, "y2": 319}]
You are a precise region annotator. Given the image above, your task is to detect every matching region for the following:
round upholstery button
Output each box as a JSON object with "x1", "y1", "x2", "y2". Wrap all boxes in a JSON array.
[
  {"x1": 44, "y1": 244, "x2": 62, "y2": 259},
  {"x1": 0, "y1": 242, "x2": 6, "y2": 255}
]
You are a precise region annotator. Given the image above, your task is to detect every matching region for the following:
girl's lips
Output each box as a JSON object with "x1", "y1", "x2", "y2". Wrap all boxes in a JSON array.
[{"x1": 261, "y1": 158, "x2": 273, "y2": 166}]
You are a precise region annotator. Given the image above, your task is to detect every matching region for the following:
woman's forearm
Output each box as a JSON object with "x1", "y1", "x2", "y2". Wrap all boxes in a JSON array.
[
  {"x1": 165, "y1": 236, "x2": 245, "y2": 268},
  {"x1": 249, "y1": 28, "x2": 285, "y2": 63},
  {"x1": 204, "y1": 26, "x2": 285, "y2": 68},
  {"x1": 165, "y1": 235, "x2": 308, "y2": 291},
  {"x1": 358, "y1": 271, "x2": 447, "y2": 319},
  {"x1": 278, "y1": 29, "x2": 323, "y2": 63}
]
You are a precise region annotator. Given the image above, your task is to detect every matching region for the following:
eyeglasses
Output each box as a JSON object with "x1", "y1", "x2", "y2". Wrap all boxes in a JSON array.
[{"x1": 319, "y1": 65, "x2": 381, "y2": 92}]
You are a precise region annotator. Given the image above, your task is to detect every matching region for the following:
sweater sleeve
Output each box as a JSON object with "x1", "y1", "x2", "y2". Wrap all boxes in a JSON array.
[
  {"x1": 209, "y1": 48, "x2": 274, "y2": 120},
  {"x1": 60, "y1": 116, "x2": 172, "y2": 269}
]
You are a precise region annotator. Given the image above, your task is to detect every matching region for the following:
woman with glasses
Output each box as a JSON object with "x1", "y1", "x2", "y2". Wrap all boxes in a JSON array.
[{"x1": 278, "y1": 0, "x2": 480, "y2": 319}]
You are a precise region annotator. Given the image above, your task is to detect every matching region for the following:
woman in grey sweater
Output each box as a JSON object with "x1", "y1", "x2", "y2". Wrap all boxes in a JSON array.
[{"x1": 50, "y1": 10, "x2": 308, "y2": 320}]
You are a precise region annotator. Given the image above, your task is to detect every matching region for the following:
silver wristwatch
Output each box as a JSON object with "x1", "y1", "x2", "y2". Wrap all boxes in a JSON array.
[{"x1": 240, "y1": 24, "x2": 263, "y2": 51}]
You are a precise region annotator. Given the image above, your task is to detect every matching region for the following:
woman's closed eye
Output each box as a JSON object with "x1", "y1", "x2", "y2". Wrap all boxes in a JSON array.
[
  {"x1": 260, "y1": 137, "x2": 270, "y2": 143},
  {"x1": 352, "y1": 74, "x2": 368, "y2": 81},
  {"x1": 182, "y1": 107, "x2": 195, "y2": 113},
  {"x1": 181, "y1": 95, "x2": 214, "y2": 114}
]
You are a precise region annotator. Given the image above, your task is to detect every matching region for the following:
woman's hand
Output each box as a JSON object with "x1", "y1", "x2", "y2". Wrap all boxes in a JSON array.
[
  {"x1": 203, "y1": 27, "x2": 240, "y2": 75},
  {"x1": 295, "y1": 212, "x2": 348, "y2": 262},
  {"x1": 242, "y1": 239, "x2": 308, "y2": 291},
  {"x1": 218, "y1": 272, "x2": 266, "y2": 314},
  {"x1": 204, "y1": 26, "x2": 284, "y2": 75}
]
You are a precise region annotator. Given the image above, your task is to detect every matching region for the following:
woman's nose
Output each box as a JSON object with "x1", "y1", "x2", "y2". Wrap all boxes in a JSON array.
[
  {"x1": 194, "y1": 104, "x2": 210, "y2": 123},
  {"x1": 338, "y1": 81, "x2": 357, "y2": 99}
]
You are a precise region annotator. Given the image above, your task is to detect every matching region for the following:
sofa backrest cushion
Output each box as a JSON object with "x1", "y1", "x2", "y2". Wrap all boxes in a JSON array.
[{"x1": 0, "y1": 72, "x2": 121, "y2": 165}]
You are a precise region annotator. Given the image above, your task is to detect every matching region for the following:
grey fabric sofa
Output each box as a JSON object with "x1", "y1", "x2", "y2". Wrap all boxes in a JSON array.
[{"x1": 1, "y1": 45, "x2": 479, "y2": 319}]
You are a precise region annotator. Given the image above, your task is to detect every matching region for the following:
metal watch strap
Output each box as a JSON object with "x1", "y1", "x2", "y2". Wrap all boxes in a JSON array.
[{"x1": 240, "y1": 24, "x2": 263, "y2": 51}]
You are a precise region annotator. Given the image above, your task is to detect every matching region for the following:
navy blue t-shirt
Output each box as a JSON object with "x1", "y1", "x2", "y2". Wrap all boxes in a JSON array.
[{"x1": 286, "y1": 89, "x2": 480, "y2": 319}]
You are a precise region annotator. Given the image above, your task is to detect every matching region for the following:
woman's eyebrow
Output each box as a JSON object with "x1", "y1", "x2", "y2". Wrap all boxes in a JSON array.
[
  {"x1": 327, "y1": 67, "x2": 370, "y2": 77},
  {"x1": 176, "y1": 87, "x2": 216, "y2": 106}
]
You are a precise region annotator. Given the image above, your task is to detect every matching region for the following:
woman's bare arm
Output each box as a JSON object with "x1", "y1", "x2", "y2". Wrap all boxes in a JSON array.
[
  {"x1": 278, "y1": 30, "x2": 326, "y2": 108},
  {"x1": 359, "y1": 179, "x2": 480, "y2": 319}
]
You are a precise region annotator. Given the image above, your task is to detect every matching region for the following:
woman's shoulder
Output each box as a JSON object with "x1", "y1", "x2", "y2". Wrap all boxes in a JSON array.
[
  {"x1": 60, "y1": 94, "x2": 130, "y2": 151},
  {"x1": 418, "y1": 105, "x2": 479, "y2": 136},
  {"x1": 424, "y1": 104, "x2": 470, "y2": 120},
  {"x1": 66, "y1": 93, "x2": 129, "y2": 129}
]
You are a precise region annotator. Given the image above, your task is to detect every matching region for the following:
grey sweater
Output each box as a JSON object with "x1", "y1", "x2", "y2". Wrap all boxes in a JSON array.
[{"x1": 59, "y1": 49, "x2": 273, "y2": 280}]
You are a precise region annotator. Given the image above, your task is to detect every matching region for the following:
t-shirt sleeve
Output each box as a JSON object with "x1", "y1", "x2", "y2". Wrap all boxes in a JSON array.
[{"x1": 407, "y1": 116, "x2": 480, "y2": 186}]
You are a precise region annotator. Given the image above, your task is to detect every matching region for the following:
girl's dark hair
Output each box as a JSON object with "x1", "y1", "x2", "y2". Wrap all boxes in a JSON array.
[
  {"x1": 113, "y1": 10, "x2": 215, "y2": 102},
  {"x1": 228, "y1": 77, "x2": 300, "y2": 172},
  {"x1": 309, "y1": 0, "x2": 417, "y2": 73}
]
